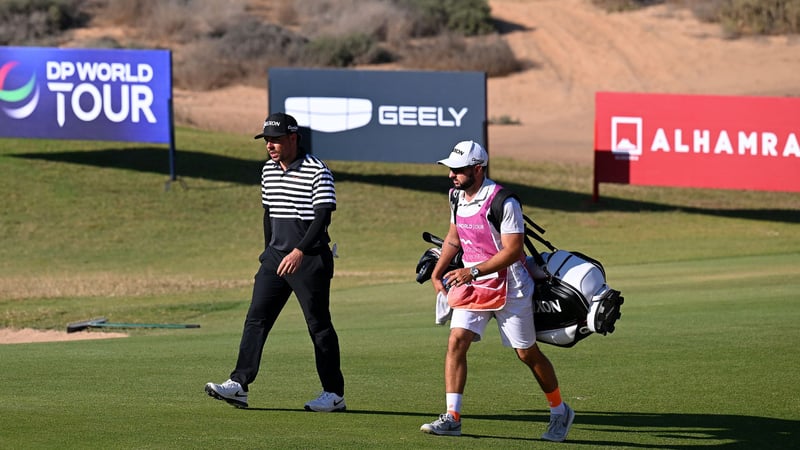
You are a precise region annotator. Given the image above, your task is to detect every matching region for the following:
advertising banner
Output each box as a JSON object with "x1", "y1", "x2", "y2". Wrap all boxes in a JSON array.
[
  {"x1": 0, "y1": 46, "x2": 172, "y2": 144},
  {"x1": 594, "y1": 92, "x2": 800, "y2": 199},
  {"x1": 269, "y1": 68, "x2": 486, "y2": 164}
]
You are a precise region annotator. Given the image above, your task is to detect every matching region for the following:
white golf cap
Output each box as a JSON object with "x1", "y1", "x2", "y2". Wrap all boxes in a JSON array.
[{"x1": 437, "y1": 140, "x2": 488, "y2": 169}]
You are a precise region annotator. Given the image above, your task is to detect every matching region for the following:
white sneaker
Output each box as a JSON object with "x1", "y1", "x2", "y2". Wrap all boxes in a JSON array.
[
  {"x1": 420, "y1": 413, "x2": 462, "y2": 436},
  {"x1": 304, "y1": 391, "x2": 346, "y2": 412},
  {"x1": 541, "y1": 403, "x2": 575, "y2": 442},
  {"x1": 204, "y1": 379, "x2": 248, "y2": 408}
]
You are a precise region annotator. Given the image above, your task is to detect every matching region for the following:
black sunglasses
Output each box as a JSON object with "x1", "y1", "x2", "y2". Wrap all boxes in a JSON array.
[{"x1": 450, "y1": 166, "x2": 474, "y2": 174}]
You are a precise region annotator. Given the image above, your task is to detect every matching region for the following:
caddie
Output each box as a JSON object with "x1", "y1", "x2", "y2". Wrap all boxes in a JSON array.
[{"x1": 420, "y1": 140, "x2": 575, "y2": 442}]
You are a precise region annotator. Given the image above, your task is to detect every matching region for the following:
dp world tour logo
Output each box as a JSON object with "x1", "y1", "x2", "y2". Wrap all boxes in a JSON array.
[{"x1": 0, "y1": 61, "x2": 39, "y2": 119}]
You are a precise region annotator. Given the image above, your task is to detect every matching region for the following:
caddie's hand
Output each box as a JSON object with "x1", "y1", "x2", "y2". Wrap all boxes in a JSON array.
[
  {"x1": 444, "y1": 268, "x2": 472, "y2": 288},
  {"x1": 432, "y1": 277, "x2": 446, "y2": 294},
  {"x1": 277, "y1": 248, "x2": 304, "y2": 277}
]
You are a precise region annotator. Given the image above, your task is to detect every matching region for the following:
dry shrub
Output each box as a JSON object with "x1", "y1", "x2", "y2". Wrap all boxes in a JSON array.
[
  {"x1": 395, "y1": 0, "x2": 495, "y2": 37},
  {"x1": 0, "y1": 0, "x2": 90, "y2": 45},
  {"x1": 715, "y1": 0, "x2": 800, "y2": 35},
  {"x1": 590, "y1": 0, "x2": 664, "y2": 12},
  {"x1": 173, "y1": 18, "x2": 308, "y2": 90},
  {"x1": 683, "y1": 0, "x2": 729, "y2": 22},
  {"x1": 594, "y1": 0, "x2": 800, "y2": 36},
  {"x1": 94, "y1": 0, "x2": 247, "y2": 43},
  {"x1": 399, "y1": 33, "x2": 521, "y2": 77},
  {"x1": 20, "y1": 0, "x2": 523, "y2": 89},
  {"x1": 295, "y1": 0, "x2": 412, "y2": 43},
  {"x1": 304, "y1": 33, "x2": 393, "y2": 67}
]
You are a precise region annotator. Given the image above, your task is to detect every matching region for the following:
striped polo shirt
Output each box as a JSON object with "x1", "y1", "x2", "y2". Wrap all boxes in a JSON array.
[{"x1": 261, "y1": 153, "x2": 336, "y2": 252}]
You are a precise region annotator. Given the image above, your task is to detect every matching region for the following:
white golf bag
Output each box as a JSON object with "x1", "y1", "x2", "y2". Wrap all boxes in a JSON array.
[{"x1": 527, "y1": 250, "x2": 623, "y2": 347}]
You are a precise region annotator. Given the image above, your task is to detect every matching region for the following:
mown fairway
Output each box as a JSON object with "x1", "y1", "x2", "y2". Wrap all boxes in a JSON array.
[{"x1": 1, "y1": 130, "x2": 798, "y2": 448}]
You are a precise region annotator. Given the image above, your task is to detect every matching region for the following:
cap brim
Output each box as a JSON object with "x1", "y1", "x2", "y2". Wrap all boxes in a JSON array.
[
  {"x1": 253, "y1": 132, "x2": 288, "y2": 140},
  {"x1": 437, "y1": 158, "x2": 467, "y2": 169}
]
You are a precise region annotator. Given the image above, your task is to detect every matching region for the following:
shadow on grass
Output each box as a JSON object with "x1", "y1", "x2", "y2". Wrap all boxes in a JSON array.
[
  {"x1": 333, "y1": 169, "x2": 800, "y2": 224},
  {"x1": 12, "y1": 147, "x2": 262, "y2": 186},
  {"x1": 12, "y1": 148, "x2": 800, "y2": 224},
  {"x1": 484, "y1": 410, "x2": 798, "y2": 449},
  {"x1": 239, "y1": 407, "x2": 797, "y2": 447}
]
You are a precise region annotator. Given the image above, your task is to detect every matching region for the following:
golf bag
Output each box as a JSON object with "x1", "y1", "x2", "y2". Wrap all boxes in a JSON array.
[
  {"x1": 527, "y1": 250, "x2": 623, "y2": 347},
  {"x1": 415, "y1": 189, "x2": 623, "y2": 348}
]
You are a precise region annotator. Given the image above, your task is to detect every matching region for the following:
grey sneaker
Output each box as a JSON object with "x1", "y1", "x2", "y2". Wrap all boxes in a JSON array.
[
  {"x1": 541, "y1": 403, "x2": 575, "y2": 442},
  {"x1": 204, "y1": 379, "x2": 248, "y2": 408},
  {"x1": 304, "y1": 391, "x2": 346, "y2": 412},
  {"x1": 420, "y1": 413, "x2": 462, "y2": 436}
]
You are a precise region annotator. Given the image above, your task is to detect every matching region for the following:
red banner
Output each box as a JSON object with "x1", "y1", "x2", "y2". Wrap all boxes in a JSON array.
[{"x1": 594, "y1": 92, "x2": 800, "y2": 200}]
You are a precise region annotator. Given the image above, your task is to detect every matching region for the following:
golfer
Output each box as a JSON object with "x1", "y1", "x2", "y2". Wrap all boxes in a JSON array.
[
  {"x1": 205, "y1": 112, "x2": 345, "y2": 412},
  {"x1": 420, "y1": 140, "x2": 574, "y2": 441}
]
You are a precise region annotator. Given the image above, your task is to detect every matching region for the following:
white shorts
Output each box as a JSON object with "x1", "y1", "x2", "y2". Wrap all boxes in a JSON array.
[{"x1": 450, "y1": 294, "x2": 536, "y2": 349}]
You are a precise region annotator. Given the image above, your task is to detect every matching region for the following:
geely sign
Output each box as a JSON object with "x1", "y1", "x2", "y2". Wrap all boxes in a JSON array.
[
  {"x1": 285, "y1": 96, "x2": 373, "y2": 132},
  {"x1": 269, "y1": 68, "x2": 486, "y2": 164},
  {"x1": 0, "y1": 47, "x2": 172, "y2": 144}
]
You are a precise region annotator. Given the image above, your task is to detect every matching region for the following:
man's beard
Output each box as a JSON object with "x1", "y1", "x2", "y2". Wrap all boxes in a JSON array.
[{"x1": 455, "y1": 174, "x2": 475, "y2": 191}]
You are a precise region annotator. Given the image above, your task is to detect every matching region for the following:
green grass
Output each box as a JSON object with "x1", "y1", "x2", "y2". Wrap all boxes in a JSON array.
[{"x1": 1, "y1": 129, "x2": 798, "y2": 448}]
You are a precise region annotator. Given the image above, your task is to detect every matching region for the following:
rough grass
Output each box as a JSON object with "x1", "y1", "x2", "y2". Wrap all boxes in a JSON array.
[
  {"x1": 1, "y1": 129, "x2": 798, "y2": 327},
  {"x1": 1, "y1": 126, "x2": 798, "y2": 447}
]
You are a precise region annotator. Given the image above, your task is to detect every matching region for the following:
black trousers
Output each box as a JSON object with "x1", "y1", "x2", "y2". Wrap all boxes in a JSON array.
[{"x1": 230, "y1": 246, "x2": 344, "y2": 396}]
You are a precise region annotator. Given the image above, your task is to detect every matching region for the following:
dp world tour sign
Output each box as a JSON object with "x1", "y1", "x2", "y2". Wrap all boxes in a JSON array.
[
  {"x1": 268, "y1": 67, "x2": 486, "y2": 163},
  {"x1": 594, "y1": 92, "x2": 800, "y2": 200},
  {"x1": 0, "y1": 46, "x2": 172, "y2": 144}
]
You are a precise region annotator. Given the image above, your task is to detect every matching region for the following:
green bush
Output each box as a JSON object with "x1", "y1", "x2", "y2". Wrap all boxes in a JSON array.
[
  {"x1": 396, "y1": 0, "x2": 495, "y2": 36},
  {"x1": 305, "y1": 33, "x2": 393, "y2": 67}
]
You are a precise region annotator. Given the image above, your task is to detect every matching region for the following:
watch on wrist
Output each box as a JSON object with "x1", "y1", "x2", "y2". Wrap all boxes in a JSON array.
[{"x1": 470, "y1": 267, "x2": 480, "y2": 278}]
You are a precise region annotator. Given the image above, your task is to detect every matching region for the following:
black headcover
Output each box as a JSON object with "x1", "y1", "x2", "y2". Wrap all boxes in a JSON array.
[{"x1": 415, "y1": 247, "x2": 463, "y2": 284}]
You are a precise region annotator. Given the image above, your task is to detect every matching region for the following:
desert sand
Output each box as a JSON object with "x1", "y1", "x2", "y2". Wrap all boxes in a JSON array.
[
  {"x1": 5, "y1": 0, "x2": 798, "y2": 344},
  {"x1": 174, "y1": 0, "x2": 800, "y2": 164},
  {"x1": 0, "y1": 327, "x2": 127, "y2": 344}
]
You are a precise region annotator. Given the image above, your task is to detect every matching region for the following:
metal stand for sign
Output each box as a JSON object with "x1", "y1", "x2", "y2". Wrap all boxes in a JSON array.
[{"x1": 164, "y1": 87, "x2": 186, "y2": 191}]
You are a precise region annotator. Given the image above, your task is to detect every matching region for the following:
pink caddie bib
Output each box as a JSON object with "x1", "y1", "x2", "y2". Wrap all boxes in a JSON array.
[{"x1": 448, "y1": 184, "x2": 508, "y2": 311}]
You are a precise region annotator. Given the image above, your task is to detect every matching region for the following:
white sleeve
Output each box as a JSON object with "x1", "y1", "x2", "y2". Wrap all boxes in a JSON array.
[{"x1": 499, "y1": 197, "x2": 525, "y2": 234}]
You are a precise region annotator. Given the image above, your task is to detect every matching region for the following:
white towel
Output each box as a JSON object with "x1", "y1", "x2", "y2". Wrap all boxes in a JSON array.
[{"x1": 435, "y1": 291, "x2": 452, "y2": 325}]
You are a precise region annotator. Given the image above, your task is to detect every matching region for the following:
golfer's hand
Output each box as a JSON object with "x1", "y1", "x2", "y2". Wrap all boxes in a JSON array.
[{"x1": 277, "y1": 248, "x2": 304, "y2": 276}]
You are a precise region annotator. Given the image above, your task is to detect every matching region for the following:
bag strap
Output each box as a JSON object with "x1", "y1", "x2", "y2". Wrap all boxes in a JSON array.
[
  {"x1": 450, "y1": 187, "x2": 558, "y2": 269},
  {"x1": 491, "y1": 189, "x2": 558, "y2": 269}
]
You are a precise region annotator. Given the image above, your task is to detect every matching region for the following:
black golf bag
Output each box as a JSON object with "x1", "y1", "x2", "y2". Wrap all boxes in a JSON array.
[{"x1": 415, "y1": 190, "x2": 623, "y2": 348}]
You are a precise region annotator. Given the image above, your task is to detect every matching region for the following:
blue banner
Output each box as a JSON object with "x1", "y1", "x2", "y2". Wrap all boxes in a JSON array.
[
  {"x1": 269, "y1": 68, "x2": 486, "y2": 164},
  {"x1": 0, "y1": 47, "x2": 172, "y2": 143}
]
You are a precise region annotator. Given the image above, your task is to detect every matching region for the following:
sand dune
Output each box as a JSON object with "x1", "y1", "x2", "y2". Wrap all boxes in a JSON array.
[{"x1": 175, "y1": 0, "x2": 800, "y2": 164}]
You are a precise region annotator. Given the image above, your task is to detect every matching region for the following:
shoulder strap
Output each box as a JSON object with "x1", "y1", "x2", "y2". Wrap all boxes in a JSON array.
[
  {"x1": 452, "y1": 187, "x2": 558, "y2": 264},
  {"x1": 449, "y1": 189, "x2": 459, "y2": 221},
  {"x1": 488, "y1": 188, "x2": 516, "y2": 231},
  {"x1": 488, "y1": 188, "x2": 557, "y2": 268}
]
